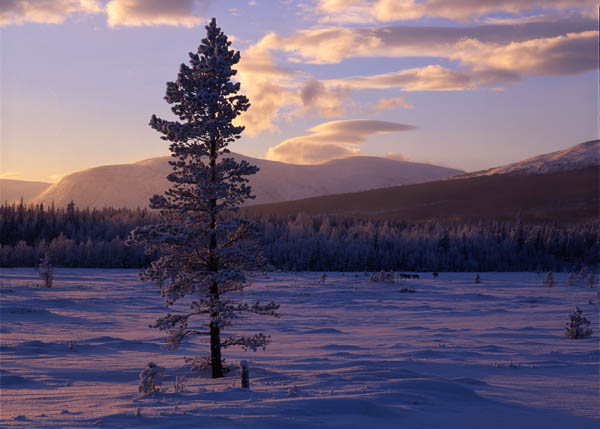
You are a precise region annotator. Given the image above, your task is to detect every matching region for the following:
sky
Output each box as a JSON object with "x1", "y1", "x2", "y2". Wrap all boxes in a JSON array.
[{"x1": 0, "y1": 0, "x2": 598, "y2": 183}]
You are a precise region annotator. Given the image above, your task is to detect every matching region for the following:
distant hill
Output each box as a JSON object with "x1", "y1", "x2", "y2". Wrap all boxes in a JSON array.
[
  {"x1": 31, "y1": 154, "x2": 463, "y2": 208},
  {"x1": 0, "y1": 179, "x2": 51, "y2": 204},
  {"x1": 245, "y1": 140, "x2": 599, "y2": 223},
  {"x1": 244, "y1": 167, "x2": 599, "y2": 223},
  {"x1": 450, "y1": 140, "x2": 599, "y2": 179}
]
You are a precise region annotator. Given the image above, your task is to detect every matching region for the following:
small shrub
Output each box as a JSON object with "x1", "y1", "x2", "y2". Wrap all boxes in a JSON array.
[
  {"x1": 172, "y1": 376, "x2": 186, "y2": 393},
  {"x1": 586, "y1": 273, "x2": 597, "y2": 289},
  {"x1": 138, "y1": 362, "x2": 165, "y2": 396},
  {"x1": 543, "y1": 272, "x2": 554, "y2": 288},
  {"x1": 474, "y1": 273, "x2": 481, "y2": 284},
  {"x1": 38, "y1": 253, "x2": 53, "y2": 288},
  {"x1": 564, "y1": 307, "x2": 593, "y2": 339},
  {"x1": 578, "y1": 267, "x2": 589, "y2": 281},
  {"x1": 370, "y1": 271, "x2": 394, "y2": 283}
]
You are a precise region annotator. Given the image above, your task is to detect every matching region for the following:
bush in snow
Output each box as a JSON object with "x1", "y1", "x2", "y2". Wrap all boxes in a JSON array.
[
  {"x1": 586, "y1": 273, "x2": 597, "y2": 288},
  {"x1": 578, "y1": 267, "x2": 589, "y2": 281},
  {"x1": 543, "y1": 272, "x2": 555, "y2": 288},
  {"x1": 128, "y1": 19, "x2": 280, "y2": 379},
  {"x1": 564, "y1": 307, "x2": 593, "y2": 339},
  {"x1": 172, "y1": 376, "x2": 186, "y2": 393},
  {"x1": 474, "y1": 273, "x2": 481, "y2": 284},
  {"x1": 138, "y1": 362, "x2": 165, "y2": 396},
  {"x1": 567, "y1": 272, "x2": 575, "y2": 286},
  {"x1": 38, "y1": 253, "x2": 53, "y2": 288},
  {"x1": 370, "y1": 271, "x2": 394, "y2": 282},
  {"x1": 320, "y1": 273, "x2": 327, "y2": 284}
]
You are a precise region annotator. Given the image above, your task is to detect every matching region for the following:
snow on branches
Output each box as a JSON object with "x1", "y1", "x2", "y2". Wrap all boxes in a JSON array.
[{"x1": 128, "y1": 18, "x2": 279, "y2": 379}]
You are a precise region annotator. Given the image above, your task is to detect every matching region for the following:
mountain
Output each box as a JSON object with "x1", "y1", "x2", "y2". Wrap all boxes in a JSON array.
[
  {"x1": 245, "y1": 141, "x2": 599, "y2": 223},
  {"x1": 0, "y1": 179, "x2": 52, "y2": 204},
  {"x1": 31, "y1": 154, "x2": 463, "y2": 208},
  {"x1": 450, "y1": 140, "x2": 599, "y2": 179},
  {"x1": 244, "y1": 167, "x2": 598, "y2": 223}
]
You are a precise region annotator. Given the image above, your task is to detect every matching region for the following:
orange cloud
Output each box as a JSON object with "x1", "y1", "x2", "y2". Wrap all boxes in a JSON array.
[
  {"x1": 314, "y1": 0, "x2": 596, "y2": 23},
  {"x1": 266, "y1": 119, "x2": 415, "y2": 164},
  {"x1": 453, "y1": 30, "x2": 598, "y2": 76},
  {"x1": 328, "y1": 65, "x2": 475, "y2": 91},
  {"x1": 0, "y1": 0, "x2": 101, "y2": 26},
  {"x1": 369, "y1": 96, "x2": 414, "y2": 113},
  {"x1": 106, "y1": 0, "x2": 210, "y2": 28}
]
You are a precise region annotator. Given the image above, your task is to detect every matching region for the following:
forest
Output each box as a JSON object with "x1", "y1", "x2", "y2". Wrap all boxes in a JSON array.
[{"x1": 1, "y1": 201, "x2": 598, "y2": 272}]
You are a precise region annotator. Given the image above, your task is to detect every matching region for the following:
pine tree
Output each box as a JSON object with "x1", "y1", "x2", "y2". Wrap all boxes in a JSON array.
[{"x1": 129, "y1": 18, "x2": 279, "y2": 379}]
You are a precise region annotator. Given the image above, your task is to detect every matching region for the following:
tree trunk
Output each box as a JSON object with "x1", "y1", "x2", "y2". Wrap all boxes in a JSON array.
[
  {"x1": 208, "y1": 136, "x2": 223, "y2": 378},
  {"x1": 210, "y1": 320, "x2": 224, "y2": 378}
]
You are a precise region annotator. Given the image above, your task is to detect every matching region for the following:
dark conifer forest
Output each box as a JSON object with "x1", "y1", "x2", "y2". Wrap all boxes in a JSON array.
[{"x1": 1, "y1": 201, "x2": 597, "y2": 271}]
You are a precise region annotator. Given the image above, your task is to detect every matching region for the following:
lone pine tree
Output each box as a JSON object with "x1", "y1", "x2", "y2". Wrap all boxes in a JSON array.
[{"x1": 129, "y1": 18, "x2": 279, "y2": 378}]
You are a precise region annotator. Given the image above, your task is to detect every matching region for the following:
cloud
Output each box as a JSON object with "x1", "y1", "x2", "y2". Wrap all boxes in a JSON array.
[
  {"x1": 299, "y1": 78, "x2": 350, "y2": 117},
  {"x1": 255, "y1": 18, "x2": 596, "y2": 96},
  {"x1": 266, "y1": 17, "x2": 596, "y2": 64},
  {"x1": 374, "y1": 0, "x2": 596, "y2": 22},
  {"x1": 0, "y1": 0, "x2": 101, "y2": 26},
  {"x1": 369, "y1": 96, "x2": 414, "y2": 113},
  {"x1": 314, "y1": 0, "x2": 596, "y2": 23},
  {"x1": 235, "y1": 35, "x2": 303, "y2": 136},
  {"x1": 106, "y1": 0, "x2": 210, "y2": 27},
  {"x1": 266, "y1": 119, "x2": 415, "y2": 164},
  {"x1": 235, "y1": 36, "x2": 353, "y2": 136},
  {"x1": 384, "y1": 152, "x2": 411, "y2": 161},
  {"x1": 234, "y1": 16, "x2": 597, "y2": 136},
  {"x1": 453, "y1": 30, "x2": 598, "y2": 76},
  {"x1": 330, "y1": 65, "x2": 476, "y2": 91}
]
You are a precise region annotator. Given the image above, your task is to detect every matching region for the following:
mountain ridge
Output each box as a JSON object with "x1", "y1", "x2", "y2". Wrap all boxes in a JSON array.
[
  {"x1": 30, "y1": 153, "x2": 463, "y2": 208},
  {"x1": 449, "y1": 139, "x2": 599, "y2": 179},
  {"x1": 0, "y1": 179, "x2": 52, "y2": 204}
]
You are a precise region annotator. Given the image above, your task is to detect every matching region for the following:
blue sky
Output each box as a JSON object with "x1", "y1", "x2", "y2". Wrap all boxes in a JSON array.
[{"x1": 1, "y1": 0, "x2": 597, "y2": 182}]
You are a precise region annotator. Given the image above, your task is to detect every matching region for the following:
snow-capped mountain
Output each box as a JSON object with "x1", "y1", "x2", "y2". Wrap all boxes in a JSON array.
[
  {"x1": 30, "y1": 154, "x2": 463, "y2": 209},
  {"x1": 451, "y1": 140, "x2": 599, "y2": 179}
]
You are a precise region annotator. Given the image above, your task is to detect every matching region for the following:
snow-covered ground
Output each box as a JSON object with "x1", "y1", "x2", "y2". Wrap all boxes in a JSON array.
[{"x1": 1, "y1": 269, "x2": 598, "y2": 428}]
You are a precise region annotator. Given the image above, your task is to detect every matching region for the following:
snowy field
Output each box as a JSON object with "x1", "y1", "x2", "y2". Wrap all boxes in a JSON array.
[{"x1": 1, "y1": 269, "x2": 598, "y2": 428}]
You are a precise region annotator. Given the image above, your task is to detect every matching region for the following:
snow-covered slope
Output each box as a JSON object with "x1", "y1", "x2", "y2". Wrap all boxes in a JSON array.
[
  {"x1": 31, "y1": 154, "x2": 463, "y2": 208},
  {"x1": 1, "y1": 270, "x2": 598, "y2": 427},
  {"x1": 452, "y1": 140, "x2": 599, "y2": 179},
  {"x1": 0, "y1": 179, "x2": 52, "y2": 204}
]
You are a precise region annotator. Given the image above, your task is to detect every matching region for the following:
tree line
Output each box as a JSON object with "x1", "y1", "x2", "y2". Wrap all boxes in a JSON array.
[{"x1": 1, "y1": 201, "x2": 597, "y2": 271}]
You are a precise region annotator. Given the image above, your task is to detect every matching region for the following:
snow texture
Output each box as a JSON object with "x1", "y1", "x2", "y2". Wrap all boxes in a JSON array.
[
  {"x1": 452, "y1": 139, "x2": 599, "y2": 179},
  {"x1": 0, "y1": 269, "x2": 598, "y2": 428}
]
